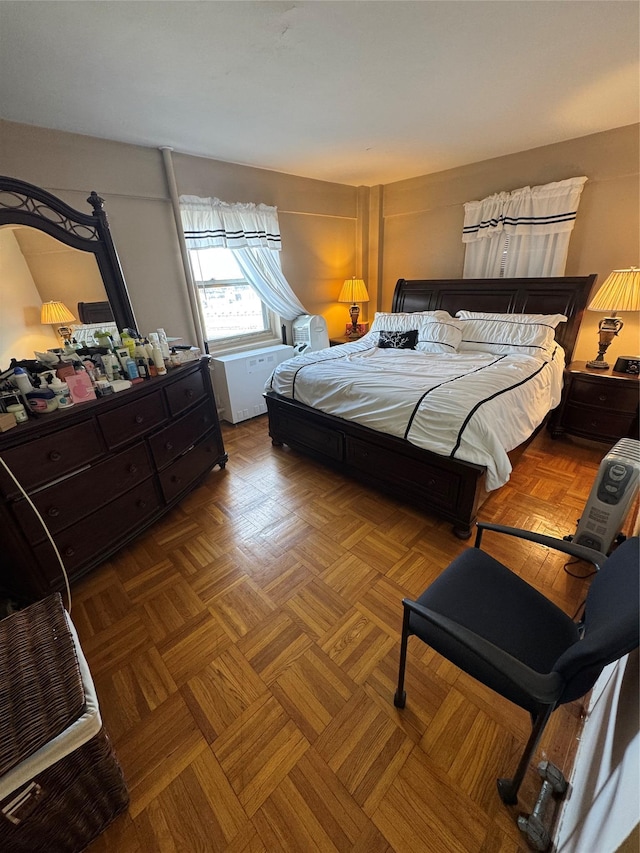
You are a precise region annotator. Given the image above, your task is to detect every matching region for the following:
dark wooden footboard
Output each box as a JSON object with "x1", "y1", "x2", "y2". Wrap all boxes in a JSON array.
[{"x1": 265, "y1": 391, "x2": 486, "y2": 538}]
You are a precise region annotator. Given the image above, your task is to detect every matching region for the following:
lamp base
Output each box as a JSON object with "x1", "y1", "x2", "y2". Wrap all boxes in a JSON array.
[{"x1": 585, "y1": 359, "x2": 610, "y2": 370}]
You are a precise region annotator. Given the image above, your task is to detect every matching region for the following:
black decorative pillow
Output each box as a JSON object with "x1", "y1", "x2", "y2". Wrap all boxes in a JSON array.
[{"x1": 377, "y1": 329, "x2": 418, "y2": 349}]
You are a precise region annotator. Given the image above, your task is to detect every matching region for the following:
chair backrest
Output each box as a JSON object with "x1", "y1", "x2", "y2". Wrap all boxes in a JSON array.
[{"x1": 554, "y1": 537, "x2": 639, "y2": 704}]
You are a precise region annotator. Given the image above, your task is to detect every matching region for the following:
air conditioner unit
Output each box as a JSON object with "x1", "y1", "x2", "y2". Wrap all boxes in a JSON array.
[
  {"x1": 291, "y1": 314, "x2": 329, "y2": 353},
  {"x1": 574, "y1": 438, "x2": 640, "y2": 554},
  {"x1": 211, "y1": 344, "x2": 294, "y2": 424}
]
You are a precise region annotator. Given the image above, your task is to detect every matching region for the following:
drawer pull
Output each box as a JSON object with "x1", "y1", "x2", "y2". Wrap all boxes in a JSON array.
[
  {"x1": 427, "y1": 478, "x2": 436, "y2": 488},
  {"x1": 49, "y1": 451, "x2": 62, "y2": 462},
  {"x1": 64, "y1": 547, "x2": 75, "y2": 557},
  {"x1": 165, "y1": 441, "x2": 174, "y2": 451},
  {"x1": 136, "y1": 499, "x2": 147, "y2": 509},
  {"x1": 598, "y1": 394, "x2": 607, "y2": 402},
  {"x1": 134, "y1": 414, "x2": 144, "y2": 425},
  {"x1": 171, "y1": 475, "x2": 181, "y2": 483},
  {"x1": 185, "y1": 389, "x2": 194, "y2": 399},
  {"x1": 128, "y1": 464, "x2": 138, "y2": 474},
  {"x1": 47, "y1": 507, "x2": 60, "y2": 518}
]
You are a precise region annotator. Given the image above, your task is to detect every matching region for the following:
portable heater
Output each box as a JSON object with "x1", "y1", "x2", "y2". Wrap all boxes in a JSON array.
[
  {"x1": 292, "y1": 314, "x2": 329, "y2": 353},
  {"x1": 573, "y1": 438, "x2": 640, "y2": 554}
]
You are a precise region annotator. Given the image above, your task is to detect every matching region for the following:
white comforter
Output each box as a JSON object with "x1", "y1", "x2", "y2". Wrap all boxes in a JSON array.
[{"x1": 266, "y1": 336, "x2": 565, "y2": 490}]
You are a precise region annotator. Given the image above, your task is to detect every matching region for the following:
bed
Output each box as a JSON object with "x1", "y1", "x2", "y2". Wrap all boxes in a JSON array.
[{"x1": 265, "y1": 275, "x2": 596, "y2": 538}]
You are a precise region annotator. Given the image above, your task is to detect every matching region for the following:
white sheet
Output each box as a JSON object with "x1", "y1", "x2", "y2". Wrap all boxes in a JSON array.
[{"x1": 266, "y1": 335, "x2": 565, "y2": 490}]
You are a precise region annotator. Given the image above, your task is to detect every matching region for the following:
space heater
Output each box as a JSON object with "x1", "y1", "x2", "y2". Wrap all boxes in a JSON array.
[
  {"x1": 292, "y1": 314, "x2": 329, "y2": 353},
  {"x1": 573, "y1": 438, "x2": 640, "y2": 554}
]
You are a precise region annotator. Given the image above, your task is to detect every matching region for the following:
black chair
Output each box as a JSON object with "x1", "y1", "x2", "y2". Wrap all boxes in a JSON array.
[{"x1": 393, "y1": 523, "x2": 639, "y2": 804}]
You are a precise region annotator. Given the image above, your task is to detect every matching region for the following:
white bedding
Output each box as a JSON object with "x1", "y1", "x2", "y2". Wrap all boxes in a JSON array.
[{"x1": 266, "y1": 335, "x2": 565, "y2": 490}]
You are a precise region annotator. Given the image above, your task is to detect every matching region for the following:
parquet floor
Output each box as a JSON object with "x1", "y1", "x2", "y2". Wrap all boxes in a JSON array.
[{"x1": 75, "y1": 415, "x2": 607, "y2": 852}]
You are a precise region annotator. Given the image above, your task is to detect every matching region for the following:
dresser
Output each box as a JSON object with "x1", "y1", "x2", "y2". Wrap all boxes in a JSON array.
[
  {"x1": 0, "y1": 358, "x2": 227, "y2": 600},
  {"x1": 549, "y1": 361, "x2": 639, "y2": 443}
]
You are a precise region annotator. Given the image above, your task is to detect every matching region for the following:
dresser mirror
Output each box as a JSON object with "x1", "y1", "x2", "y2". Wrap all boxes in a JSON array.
[{"x1": 0, "y1": 176, "x2": 137, "y2": 365}]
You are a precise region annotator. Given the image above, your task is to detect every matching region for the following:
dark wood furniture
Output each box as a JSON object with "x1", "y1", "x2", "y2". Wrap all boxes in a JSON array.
[
  {"x1": 0, "y1": 176, "x2": 137, "y2": 332},
  {"x1": 548, "y1": 361, "x2": 639, "y2": 443},
  {"x1": 266, "y1": 275, "x2": 596, "y2": 538},
  {"x1": 0, "y1": 359, "x2": 227, "y2": 601}
]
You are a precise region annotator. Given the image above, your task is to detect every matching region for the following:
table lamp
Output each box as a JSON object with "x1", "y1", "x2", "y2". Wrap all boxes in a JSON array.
[
  {"x1": 338, "y1": 277, "x2": 369, "y2": 338},
  {"x1": 41, "y1": 300, "x2": 76, "y2": 345},
  {"x1": 586, "y1": 268, "x2": 639, "y2": 369}
]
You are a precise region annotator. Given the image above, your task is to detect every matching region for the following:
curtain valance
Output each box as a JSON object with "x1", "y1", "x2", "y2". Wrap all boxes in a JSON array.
[
  {"x1": 179, "y1": 195, "x2": 282, "y2": 250},
  {"x1": 462, "y1": 177, "x2": 587, "y2": 243}
]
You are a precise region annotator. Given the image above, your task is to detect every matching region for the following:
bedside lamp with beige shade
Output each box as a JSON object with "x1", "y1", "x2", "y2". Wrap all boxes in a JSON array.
[
  {"x1": 586, "y1": 268, "x2": 640, "y2": 369},
  {"x1": 41, "y1": 300, "x2": 76, "y2": 346},
  {"x1": 338, "y1": 277, "x2": 369, "y2": 338}
]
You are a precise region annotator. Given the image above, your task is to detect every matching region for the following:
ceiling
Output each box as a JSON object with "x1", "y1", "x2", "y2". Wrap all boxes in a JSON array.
[{"x1": 1, "y1": 1, "x2": 638, "y2": 186}]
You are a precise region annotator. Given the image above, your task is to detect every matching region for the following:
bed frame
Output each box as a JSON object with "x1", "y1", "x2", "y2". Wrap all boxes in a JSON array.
[{"x1": 265, "y1": 275, "x2": 597, "y2": 538}]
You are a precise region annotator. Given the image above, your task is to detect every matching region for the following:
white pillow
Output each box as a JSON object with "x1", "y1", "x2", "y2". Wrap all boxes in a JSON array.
[
  {"x1": 369, "y1": 311, "x2": 462, "y2": 354},
  {"x1": 455, "y1": 311, "x2": 567, "y2": 359},
  {"x1": 369, "y1": 311, "x2": 449, "y2": 333},
  {"x1": 415, "y1": 315, "x2": 463, "y2": 354}
]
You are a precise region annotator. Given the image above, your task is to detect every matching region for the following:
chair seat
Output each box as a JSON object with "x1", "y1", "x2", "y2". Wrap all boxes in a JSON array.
[{"x1": 410, "y1": 548, "x2": 580, "y2": 709}]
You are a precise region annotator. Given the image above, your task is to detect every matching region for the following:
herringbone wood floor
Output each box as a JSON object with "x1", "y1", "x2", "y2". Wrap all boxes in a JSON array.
[{"x1": 77, "y1": 416, "x2": 607, "y2": 852}]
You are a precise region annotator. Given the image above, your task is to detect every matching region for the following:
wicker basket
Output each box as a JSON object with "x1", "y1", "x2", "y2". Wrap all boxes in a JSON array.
[{"x1": 0, "y1": 594, "x2": 128, "y2": 852}]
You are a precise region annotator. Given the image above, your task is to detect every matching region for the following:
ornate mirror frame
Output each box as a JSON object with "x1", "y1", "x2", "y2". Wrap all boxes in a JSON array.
[{"x1": 0, "y1": 175, "x2": 137, "y2": 332}]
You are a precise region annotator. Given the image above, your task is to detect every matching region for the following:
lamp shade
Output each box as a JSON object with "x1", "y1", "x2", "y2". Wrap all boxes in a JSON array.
[
  {"x1": 338, "y1": 277, "x2": 369, "y2": 304},
  {"x1": 587, "y1": 268, "x2": 640, "y2": 314},
  {"x1": 41, "y1": 301, "x2": 76, "y2": 325}
]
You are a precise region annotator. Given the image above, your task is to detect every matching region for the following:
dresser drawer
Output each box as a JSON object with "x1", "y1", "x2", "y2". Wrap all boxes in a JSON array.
[
  {"x1": 0, "y1": 420, "x2": 104, "y2": 496},
  {"x1": 98, "y1": 390, "x2": 167, "y2": 449},
  {"x1": 12, "y1": 442, "x2": 153, "y2": 543},
  {"x1": 158, "y1": 430, "x2": 223, "y2": 503},
  {"x1": 148, "y1": 399, "x2": 216, "y2": 470},
  {"x1": 562, "y1": 404, "x2": 636, "y2": 442},
  {"x1": 569, "y1": 376, "x2": 638, "y2": 414},
  {"x1": 32, "y1": 477, "x2": 162, "y2": 586},
  {"x1": 165, "y1": 368, "x2": 206, "y2": 417}
]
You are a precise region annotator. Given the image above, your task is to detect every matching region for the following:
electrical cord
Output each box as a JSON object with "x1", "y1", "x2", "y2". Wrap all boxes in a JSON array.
[
  {"x1": 563, "y1": 557, "x2": 598, "y2": 580},
  {"x1": 0, "y1": 454, "x2": 72, "y2": 614}
]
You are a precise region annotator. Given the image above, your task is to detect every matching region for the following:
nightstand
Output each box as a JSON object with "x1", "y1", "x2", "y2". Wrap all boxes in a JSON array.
[
  {"x1": 329, "y1": 335, "x2": 364, "y2": 346},
  {"x1": 549, "y1": 361, "x2": 639, "y2": 443}
]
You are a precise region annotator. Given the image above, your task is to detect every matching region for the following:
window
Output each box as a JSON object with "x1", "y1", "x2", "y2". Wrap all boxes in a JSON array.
[{"x1": 189, "y1": 247, "x2": 278, "y2": 346}]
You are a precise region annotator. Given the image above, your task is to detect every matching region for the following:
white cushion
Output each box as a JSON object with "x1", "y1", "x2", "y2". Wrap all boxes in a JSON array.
[{"x1": 455, "y1": 310, "x2": 567, "y2": 359}]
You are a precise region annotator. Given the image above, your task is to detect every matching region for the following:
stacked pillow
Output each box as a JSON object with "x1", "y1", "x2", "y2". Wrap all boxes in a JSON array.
[
  {"x1": 368, "y1": 309, "x2": 566, "y2": 360},
  {"x1": 455, "y1": 311, "x2": 567, "y2": 359}
]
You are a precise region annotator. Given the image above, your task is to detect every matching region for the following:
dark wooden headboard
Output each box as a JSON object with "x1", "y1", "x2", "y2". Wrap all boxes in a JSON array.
[{"x1": 392, "y1": 275, "x2": 597, "y2": 362}]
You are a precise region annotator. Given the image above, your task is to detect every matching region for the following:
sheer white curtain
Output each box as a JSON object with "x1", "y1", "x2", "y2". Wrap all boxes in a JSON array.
[
  {"x1": 462, "y1": 177, "x2": 588, "y2": 278},
  {"x1": 179, "y1": 195, "x2": 307, "y2": 320}
]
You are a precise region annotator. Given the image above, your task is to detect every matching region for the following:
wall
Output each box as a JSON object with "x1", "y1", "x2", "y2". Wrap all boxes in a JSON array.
[
  {"x1": 379, "y1": 125, "x2": 640, "y2": 363},
  {"x1": 555, "y1": 652, "x2": 639, "y2": 853}
]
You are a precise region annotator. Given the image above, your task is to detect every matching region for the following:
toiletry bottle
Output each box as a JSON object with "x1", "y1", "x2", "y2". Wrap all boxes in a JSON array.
[
  {"x1": 151, "y1": 342, "x2": 167, "y2": 375},
  {"x1": 157, "y1": 329, "x2": 171, "y2": 359},
  {"x1": 50, "y1": 376, "x2": 73, "y2": 409},
  {"x1": 120, "y1": 330, "x2": 136, "y2": 358},
  {"x1": 136, "y1": 357, "x2": 149, "y2": 380},
  {"x1": 125, "y1": 357, "x2": 140, "y2": 380},
  {"x1": 12, "y1": 367, "x2": 35, "y2": 396}
]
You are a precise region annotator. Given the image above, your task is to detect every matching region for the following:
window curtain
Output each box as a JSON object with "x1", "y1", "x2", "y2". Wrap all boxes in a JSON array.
[
  {"x1": 179, "y1": 195, "x2": 307, "y2": 320},
  {"x1": 462, "y1": 176, "x2": 587, "y2": 278}
]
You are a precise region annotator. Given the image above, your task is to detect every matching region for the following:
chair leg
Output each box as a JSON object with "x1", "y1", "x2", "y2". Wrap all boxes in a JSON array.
[
  {"x1": 394, "y1": 605, "x2": 411, "y2": 708},
  {"x1": 497, "y1": 704, "x2": 555, "y2": 805}
]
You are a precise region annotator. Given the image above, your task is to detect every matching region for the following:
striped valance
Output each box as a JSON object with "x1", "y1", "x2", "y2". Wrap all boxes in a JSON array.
[
  {"x1": 179, "y1": 195, "x2": 282, "y2": 250},
  {"x1": 462, "y1": 177, "x2": 587, "y2": 243}
]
